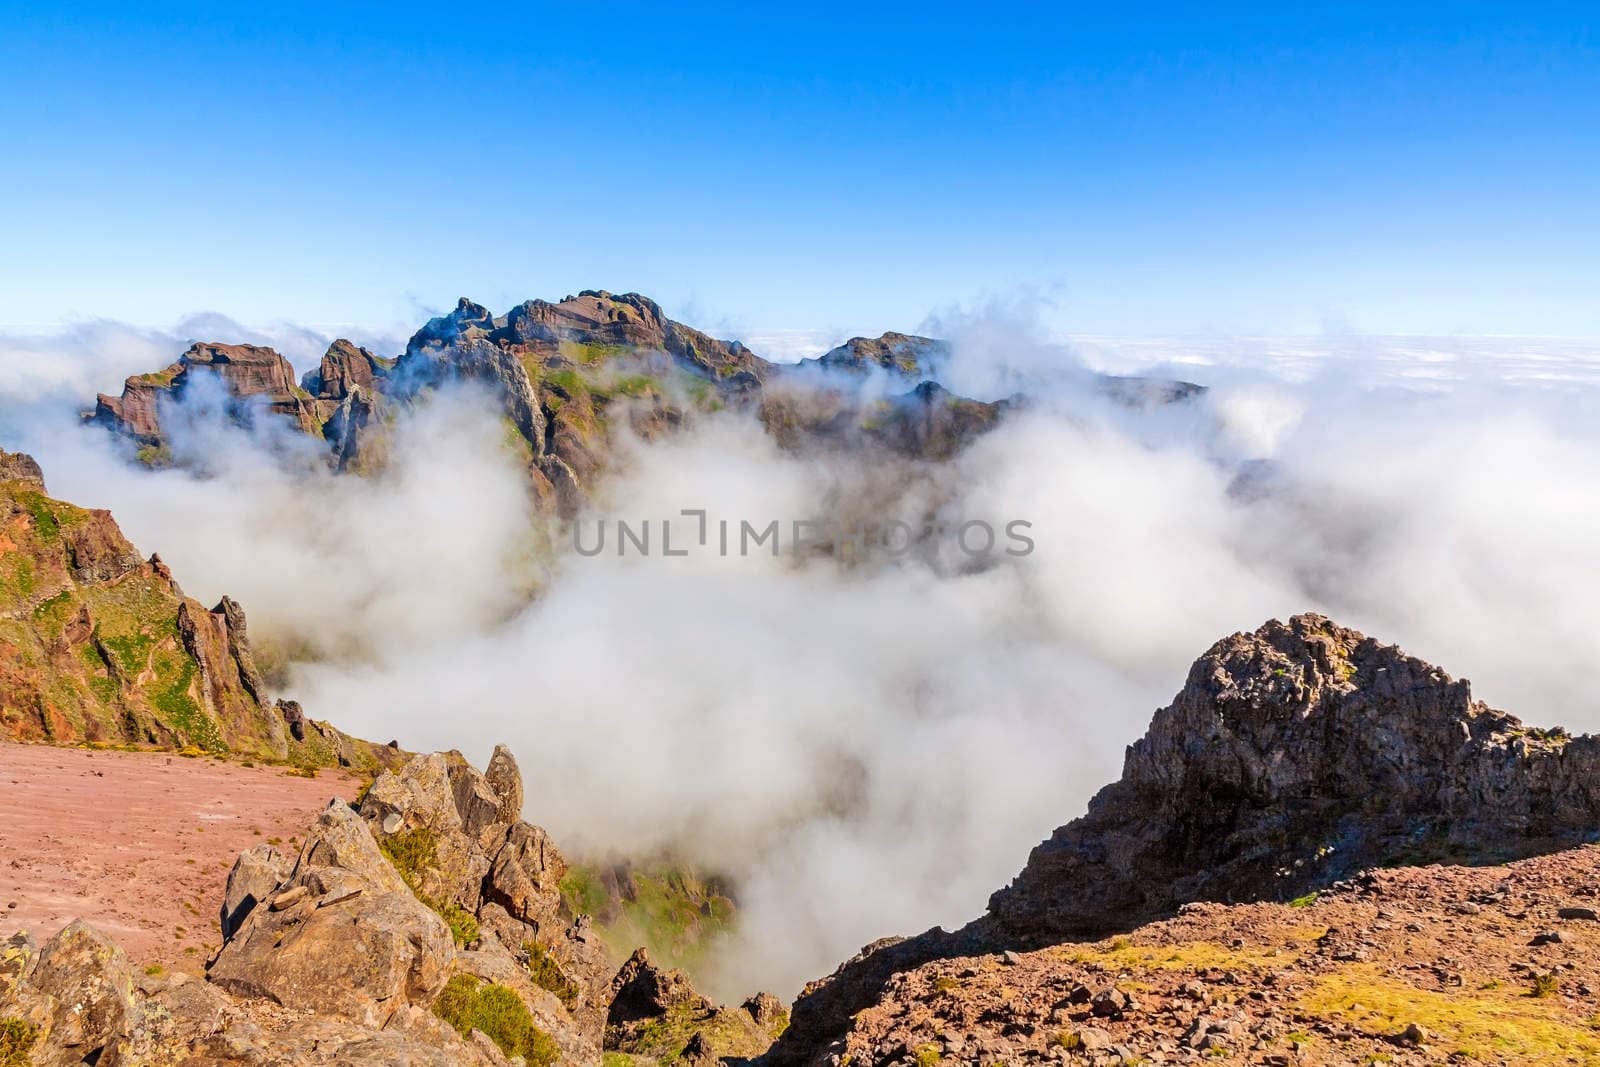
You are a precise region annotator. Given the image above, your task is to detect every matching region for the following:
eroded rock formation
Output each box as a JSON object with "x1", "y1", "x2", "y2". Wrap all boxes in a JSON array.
[
  {"x1": 769, "y1": 614, "x2": 1600, "y2": 1064},
  {"x1": 0, "y1": 452, "x2": 400, "y2": 768}
]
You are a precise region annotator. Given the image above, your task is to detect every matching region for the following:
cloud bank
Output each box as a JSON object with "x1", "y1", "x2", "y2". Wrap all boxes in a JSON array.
[{"x1": 3, "y1": 316, "x2": 1598, "y2": 999}]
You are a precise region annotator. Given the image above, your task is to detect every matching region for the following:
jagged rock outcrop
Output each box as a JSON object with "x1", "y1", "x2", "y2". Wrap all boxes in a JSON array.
[
  {"x1": 0, "y1": 453, "x2": 402, "y2": 769},
  {"x1": 301, "y1": 337, "x2": 392, "y2": 403},
  {"x1": 12, "y1": 921, "x2": 140, "y2": 1067},
  {"x1": 989, "y1": 613, "x2": 1600, "y2": 939},
  {"x1": 608, "y1": 947, "x2": 712, "y2": 1026},
  {"x1": 220, "y1": 843, "x2": 293, "y2": 938},
  {"x1": 605, "y1": 948, "x2": 786, "y2": 1064},
  {"x1": 354, "y1": 746, "x2": 614, "y2": 1054},
  {"x1": 0, "y1": 448, "x2": 44, "y2": 488},
  {"x1": 804, "y1": 331, "x2": 949, "y2": 380},
  {"x1": 209, "y1": 801, "x2": 456, "y2": 1028},
  {"x1": 767, "y1": 614, "x2": 1600, "y2": 1065},
  {"x1": 0, "y1": 746, "x2": 616, "y2": 1065},
  {"x1": 390, "y1": 291, "x2": 772, "y2": 508},
  {"x1": 89, "y1": 341, "x2": 322, "y2": 451}
]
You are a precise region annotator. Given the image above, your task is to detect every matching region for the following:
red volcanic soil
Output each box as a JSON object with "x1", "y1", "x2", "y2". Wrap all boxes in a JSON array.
[{"x1": 0, "y1": 742, "x2": 361, "y2": 974}]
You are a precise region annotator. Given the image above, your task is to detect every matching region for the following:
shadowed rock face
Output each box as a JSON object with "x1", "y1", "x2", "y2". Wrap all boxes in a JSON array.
[{"x1": 767, "y1": 614, "x2": 1600, "y2": 1065}]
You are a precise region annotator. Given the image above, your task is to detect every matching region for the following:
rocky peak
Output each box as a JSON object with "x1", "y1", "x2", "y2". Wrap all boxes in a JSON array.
[
  {"x1": 607, "y1": 947, "x2": 710, "y2": 1026},
  {"x1": 987, "y1": 613, "x2": 1599, "y2": 943},
  {"x1": 0, "y1": 448, "x2": 45, "y2": 489},
  {"x1": 405, "y1": 297, "x2": 497, "y2": 353},
  {"x1": 769, "y1": 614, "x2": 1600, "y2": 1064},
  {"x1": 301, "y1": 338, "x2": 390, "y2": 401},
  {"x1": 811, "y1": 331, "x2": 949, "y2": 380},
  {"x1": 88, "y1": 340, "x2": 318, "y2": 449}
]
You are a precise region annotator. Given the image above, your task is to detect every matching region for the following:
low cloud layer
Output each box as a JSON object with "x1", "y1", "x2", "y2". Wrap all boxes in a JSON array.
[{"x1": 3, "y1": 317, "x2": 1598, "y2": 999}]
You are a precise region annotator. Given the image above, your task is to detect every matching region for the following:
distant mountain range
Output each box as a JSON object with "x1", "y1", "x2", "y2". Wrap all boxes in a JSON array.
[{"x1": 84, "y1": 290, "x2": 1203, "y2": 512}]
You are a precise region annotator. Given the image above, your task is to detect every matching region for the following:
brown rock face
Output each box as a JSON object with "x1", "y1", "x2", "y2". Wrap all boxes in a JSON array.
[
  {"x1": 89, "y1": 341, "x2": 320, "y2": 449},
  {"x1": 221, "y1": 844, "x2": 295, "y2": 939},
  {"x1": 607, "y1": 947, "x2": 707, "y2": 1027},
  {"x1": 0, "y1": 459, "x2": 402, "y2": 770},
  {"x1": 208, "y1": 802, "x2": 455, "y2": 1028},
  {"x1": 769, "y1": 614, "x2": 1600, "y2": 1065},
  {"x1": 182, "y1": 342, "x2": 301, "y2": 401},
  {"x1": 355, "y1": 745, "x2": 616, "y2": 1051},
  {"x1": 24, "y1": 921, "x2": 140, "y2": 1066},
  {"x1": 808, "y1": 331, "x2": 949, "y2": 379},
  {"x1": 989, "y1": 613, "x2": 1600, "y2": 941},
  {"x1": 485, "y1": 742, "x2": 525, "y2": 825},
  {"x1": 1, "y1": 756, "x2": 597, "y2": 1066},
  {"x1": 0, "y1": 449, "x2": 45, "y2": 489},
  {"x1": 305, "y1": 338, "x2": 388, "y2": 401}
]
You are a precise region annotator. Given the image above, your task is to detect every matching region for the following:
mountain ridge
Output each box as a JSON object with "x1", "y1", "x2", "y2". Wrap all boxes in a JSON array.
[
  {"x1": 0, "y1": 447, "x2": 400, "y2": 770},
  {"x1": 81, "y1": 290, "x2": 1205, "y2": 508},
  {"x1": 766, "y1": 614, "x2": 1600, "y2": 1065}
]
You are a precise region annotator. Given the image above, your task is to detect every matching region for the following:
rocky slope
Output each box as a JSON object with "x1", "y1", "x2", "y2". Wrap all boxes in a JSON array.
[
  {"x1": 768, "y1": 614, "x2": 1600, "y2": 1065},
  {"x1": 83, "y1": 292, "x2": 1203, "y2": 507},
  {"x1": 0, "y1": 745, "x2": 783, "y2": 1066},
  {"x1": 0, "y1": 449, "x2": 396, "y2": 769},
  {"x1": 7, "y1": 610, "x2": 1599, "y2": 1065},
  {"x1": 823, "y1": 846, "x2": 1600, "y2": 1065}
]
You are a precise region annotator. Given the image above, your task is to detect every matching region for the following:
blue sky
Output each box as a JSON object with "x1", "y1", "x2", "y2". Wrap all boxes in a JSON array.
[{"x1": 3, "y1": 3, "x2": 1597, "y2": 343}]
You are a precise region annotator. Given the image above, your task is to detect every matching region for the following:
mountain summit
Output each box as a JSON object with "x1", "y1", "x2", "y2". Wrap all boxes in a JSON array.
[{"x1": 770, "y1": 614, "x2": 1600, "y2": 1064}]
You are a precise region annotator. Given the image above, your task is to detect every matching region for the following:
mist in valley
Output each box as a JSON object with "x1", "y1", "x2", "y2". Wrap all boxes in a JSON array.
[{"x1": 3, "y1": 313, "x2": 1598, "y2": 999}]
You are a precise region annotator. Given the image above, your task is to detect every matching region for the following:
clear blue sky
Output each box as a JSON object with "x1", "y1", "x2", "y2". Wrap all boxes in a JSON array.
[{"x1": 3, "y1": 3, "x2": 1597, "y2": 341}]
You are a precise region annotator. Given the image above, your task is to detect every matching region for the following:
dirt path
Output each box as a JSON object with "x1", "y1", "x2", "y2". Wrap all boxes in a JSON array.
[{"x1": 0, "y1": 742, "x2": 361, "y2": 973}]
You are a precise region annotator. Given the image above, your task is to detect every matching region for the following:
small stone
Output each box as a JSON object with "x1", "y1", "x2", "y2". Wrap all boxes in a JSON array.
[
  {"x1": 269, "y1": 885, "x2": 310, "y2": 911},
  {"x1": 381, "y1": 812, "x2": 403, "y2": 834},
  {"x1": 1395, "y1": 1022, "x2": 1429, "y2": 1046},
  {"x1": 1531, "y1": 930, "x2": 1567, "y2": 946},
  {"x1": 1090, "y1": 987, "x2": 1129, "y2": 1017},
  {"x1": 318, "y1": 886, "x2": 364, "y2": 908},
  {"x1": 1558, "y1": 907, "x2": 1599, "y2": 921}
]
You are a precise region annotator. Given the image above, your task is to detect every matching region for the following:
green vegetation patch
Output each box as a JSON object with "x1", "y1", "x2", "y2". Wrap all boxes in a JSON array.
[
  {"x1": 378, "y1": 827, "x2": 479, "y2": 945},
  {"x1": 561, "y1": 862, "x2": 736, "y2": 976},
  {"x1": 560, "y1": 341, "x2": 633, "y2": 366},
  {"x1": 614, "y1": 1004, "x2": 775, "y2": 1064},
  {"x1": 1299, "y1": 963, "x2": 1600, "y2": 1062},
  {"x1": 559, "y1": 865, "x2": 611, "y2": 918},
  {"x1": 148, "y1": 651, "x2": 222, "y2": 751},
  {"x1": 0, "y1": 1017, "x2": 37, "y2": 1067},
  {"x1": 17, "y1": 491, "x2": 61, "y2": 543},
  {"x1": 434, "y1": 974, "x2": 558, "y2": 1066},
  {"x1": 30, "y1": 589, "x2": 74, "y2": 632},
  {"x1": 1064, "y1": 937, "x2": 1300, "y2": 973},
  {"x1": 524, "y1": 940, "x2": 579, "y2": 1007}
]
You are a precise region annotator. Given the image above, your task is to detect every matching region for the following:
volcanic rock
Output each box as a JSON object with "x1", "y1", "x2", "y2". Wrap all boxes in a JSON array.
[
  {"x1": 768, "y1": 613, "x2": 1600, "y2": 1064},
  {"x1": 208, "y1": 802, "x2": 454, "y2": 1027}
]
